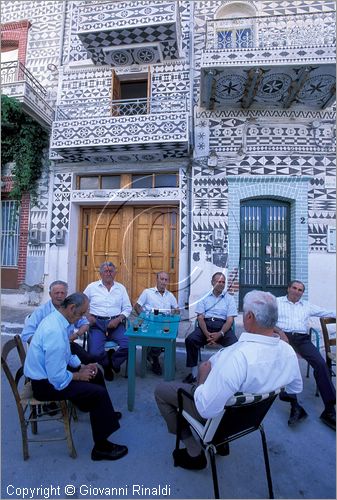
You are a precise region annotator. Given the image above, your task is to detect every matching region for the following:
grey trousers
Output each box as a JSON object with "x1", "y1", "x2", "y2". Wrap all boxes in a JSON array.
[{"x1": 154, "y1": 381, "x2": 206, "y2": 439}]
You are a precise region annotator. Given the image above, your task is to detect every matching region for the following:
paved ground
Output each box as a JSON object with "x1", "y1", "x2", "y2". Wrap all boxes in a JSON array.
[{"x1": 1, "y1": 304, "x2": 335, "y2": 499}]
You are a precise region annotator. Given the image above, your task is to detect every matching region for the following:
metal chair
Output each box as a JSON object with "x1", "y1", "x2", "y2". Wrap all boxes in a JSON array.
[
  {"x1": 306, "y1": 327, "x2": 321, "y2": 396},
  {"x1": 320, "y1": 317, "x2": 336, "y2": 377},
  {"x1": 176, "y1": 388, "x2": 280, "y2": 499},
  {"x1": 1, "y1": 335, "x2": 77, "y2": 460}
]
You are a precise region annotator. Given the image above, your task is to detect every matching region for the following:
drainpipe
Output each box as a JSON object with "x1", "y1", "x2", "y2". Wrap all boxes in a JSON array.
[
  {"x1": 184, "y1": 0, "x2": 195, "y2": 310},
  {"x1": 58, "y1": 0, "x2": 68, "y2": 68}
]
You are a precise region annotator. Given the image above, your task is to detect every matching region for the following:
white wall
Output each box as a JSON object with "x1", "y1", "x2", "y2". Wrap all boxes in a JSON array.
[{"x1": 308, "y1": 253, "x2": 336, "y2": 311}]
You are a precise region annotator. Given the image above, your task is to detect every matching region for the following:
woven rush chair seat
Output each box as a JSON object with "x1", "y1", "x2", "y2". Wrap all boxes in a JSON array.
[{"x1": 1, "y1": 335, "x2": 77, "y2": 460}]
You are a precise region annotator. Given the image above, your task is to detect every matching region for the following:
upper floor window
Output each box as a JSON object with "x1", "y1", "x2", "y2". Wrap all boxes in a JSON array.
[
  {"x1": 77, "y1": 175, "x2": 121, "y2": 190},
  {"x1": 214, "y1": 2, "x2": 256, "y2": 49},
  {"x1": 217, "y1": 27, "x2": 253, "y2": 48}
]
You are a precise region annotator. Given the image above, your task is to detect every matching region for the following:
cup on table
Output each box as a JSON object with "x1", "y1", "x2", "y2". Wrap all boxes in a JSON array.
[
  {"x1": 132, "y1": 321, "x2": 139, "y2": 332},
  {"x1": 163, "y1": 324, "x2": 170, "y2": 334},
  {"x1": 154, "y1": 309, "x2": 159, "y2": 316}
]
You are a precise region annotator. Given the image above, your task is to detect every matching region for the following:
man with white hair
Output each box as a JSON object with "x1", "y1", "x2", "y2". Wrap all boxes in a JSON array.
[
  {"x1": 21, "y1": 280, "x2": 93, "y2": 364},
  {"x1": 155, "y1": 290, "x2": 303, "y2": 470}
]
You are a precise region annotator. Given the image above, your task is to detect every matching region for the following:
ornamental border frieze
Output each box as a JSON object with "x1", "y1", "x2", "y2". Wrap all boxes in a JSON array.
[
  {"x1": 71, "y1": 188, "x2": 182, "y2": 202},
  {"x1": 77, "y1": 2, "x2": 176, "y2": 32},
  {"x1": 201, "y1": 45, "x2": 336, "y2": 67}
]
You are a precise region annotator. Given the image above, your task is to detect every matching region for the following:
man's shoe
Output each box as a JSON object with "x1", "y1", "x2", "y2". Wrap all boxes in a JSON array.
[
  {"x1": 182, "y1": 373, "x2": 197, "y2": 384},
  {"x1": 111, "y1": 362, "x2": 121, "y2": 374},
  {"x1": 104, "y1": 367, "x2": 114, "y2": 381},
  {"x1": 151, "y1": 358, "x2": 162, "y2": 376},
  {"x1": 288, "y1": 405, "x2": 308, "y2": 426},
  {"x1": 91, "y1": 443, "x2": 128, "y2": 461},
  {"x1": 114, "y1": 411, "x2": 122, "y2": 420},
  {"x1": 279, "y1": 391, "x2": 297, "y2": 403},
  {"x1": 216, "y1": 442, "x2": 230, "y2": 456},
  {"x1": 320, "y1": 409, "x2": 336, "y2": 430},
  {"x1": 172, "y1": 448, "x2": 207, "y2": 470}
]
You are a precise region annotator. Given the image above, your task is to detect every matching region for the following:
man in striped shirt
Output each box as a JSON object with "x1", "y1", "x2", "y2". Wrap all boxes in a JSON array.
[{"x1": 274, "y1": 280, "x2": 336, "y2": 430}]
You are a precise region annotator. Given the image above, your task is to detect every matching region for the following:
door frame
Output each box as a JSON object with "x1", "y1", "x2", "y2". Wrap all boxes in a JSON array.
[{"x1": 239, "y1": 198, "x2": 290, "y2": 308}]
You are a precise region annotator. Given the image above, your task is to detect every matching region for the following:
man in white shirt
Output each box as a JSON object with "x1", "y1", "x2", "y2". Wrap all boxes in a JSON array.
[
  {"x1": 274, "y1": 280, "x2": 336, "y2": 429},
  {"x1": 84, "y1": 262, "x2": 132, "y2": 381},
  {"x1": 155, "y1": 290, "x2": 302, "y2": 470},
  {"x1": 183, "y1": 272, "x2": 238, "y2": 384},
  {"x1": 134, "y1": 271, "x2": 179, "y2": 375}
]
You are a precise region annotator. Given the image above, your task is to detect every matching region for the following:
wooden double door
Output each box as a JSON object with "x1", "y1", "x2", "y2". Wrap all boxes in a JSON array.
[{"x1": 79, "y1": 206, "x2": 179, "y2": 305}]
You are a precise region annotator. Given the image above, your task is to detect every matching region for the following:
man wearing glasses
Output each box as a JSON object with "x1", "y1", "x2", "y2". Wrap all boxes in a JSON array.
[{"x1": 84, "y1": 262, "x2": 132, "y2": 381}]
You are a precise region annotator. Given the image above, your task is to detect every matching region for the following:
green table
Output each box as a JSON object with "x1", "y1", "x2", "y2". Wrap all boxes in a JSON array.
[{"x1": 126, "y1": 313, "x2": 180, "y2": 411}]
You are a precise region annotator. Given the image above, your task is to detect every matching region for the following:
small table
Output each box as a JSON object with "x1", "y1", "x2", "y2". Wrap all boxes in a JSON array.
[{"x1": 126, "y1": 313, "x2": 180, "y2": 411}]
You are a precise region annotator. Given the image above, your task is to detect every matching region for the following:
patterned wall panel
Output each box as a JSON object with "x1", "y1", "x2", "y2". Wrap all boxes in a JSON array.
[
  {"x1": 2, "y1": 0, "x2": 63, "y2": 104},
  {"x1": 50, "y1": 173, "x2": 72, "y2": 246}
]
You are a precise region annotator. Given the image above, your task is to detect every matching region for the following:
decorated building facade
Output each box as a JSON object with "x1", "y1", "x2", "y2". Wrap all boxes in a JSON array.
[{"x1": 1, "y1": 0, "x2": 336, "y2": 311}]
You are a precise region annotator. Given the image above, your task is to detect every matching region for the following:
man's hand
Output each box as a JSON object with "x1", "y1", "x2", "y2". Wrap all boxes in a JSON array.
[
  {"x1": 87, "y1": 314, "x2": 96, "y2": 326},
  {"x1": 197, "y1": 361, "x2": 212, "y2": 385},
  {"x1": 207, "y1": 331, "x2": 222, "y2": 345},
  {"x1": 73, "y1": 363, "x2": 98, "y2": 381},
  {"x1": 107, "y1": 316, "x2": 122, "y2": 330},
  {"x1": 76, "y1": 324, "x2": 89, "y2": 337},
  {"x1": 273, "y1": 326, "x2": 289, "y2": 343}
]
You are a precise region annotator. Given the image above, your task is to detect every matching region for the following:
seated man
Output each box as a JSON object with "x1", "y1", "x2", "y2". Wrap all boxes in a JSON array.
[
  {"x1": 84, "y1": 262, "x2": 132, "y2": 381},
  {"x1": 274, "y1": 279, "x2": 336, "y2": 429},
  {"x1": 134, "y1": 271, "x2": 179, "y2": 375},
  {"x1": 155, "y1": 290, "x2": 303, "y2": 470},
  {"x1": 24, "y1": 292, "x2": 128, "y2": 461},
  {"x1": 21, "y1": 280, "x2": 94, "y2": 364},
  {"x1": 183, "y1": 272, "x2": 237, "y2": 383}
]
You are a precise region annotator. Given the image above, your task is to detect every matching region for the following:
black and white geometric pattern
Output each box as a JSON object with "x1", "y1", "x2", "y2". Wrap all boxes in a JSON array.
[
  {"x1": 76, "y1": 0, "x2": 181, "y2": 65},
  {"x1": 50, "y1": 173, "x2": 72, "y2": 245}
]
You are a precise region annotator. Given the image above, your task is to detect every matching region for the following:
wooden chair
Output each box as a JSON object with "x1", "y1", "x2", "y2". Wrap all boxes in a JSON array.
[
  {"x1": 1, "y1": 335, "x2": 77, "y2": 460},
  {"x1": 320, "y1": 317, "x2": 336, "y2": 377},
  {"x1": 176, "y1": 389, "x2": 280, "y2": 499}
]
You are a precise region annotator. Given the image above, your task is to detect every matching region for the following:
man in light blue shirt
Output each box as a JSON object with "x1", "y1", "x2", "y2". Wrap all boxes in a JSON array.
[
  {"x1": 134, "y1": 271, "x2": 179, "y2": 375},
  {"x1": 24, "y1": 292, "x2": 128, "y2": 462},
  {"x1": 21, "y1": 280, "x2": 94, "y2": 364},
  {"x1": 183, "y1": 272, "x2": 238, "y2": 384}
]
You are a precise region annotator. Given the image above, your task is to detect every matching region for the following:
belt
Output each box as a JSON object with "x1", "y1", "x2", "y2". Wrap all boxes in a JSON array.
[
  {"x1": 205, "y1": 317, "x2": 225, "y2": 322},
  {"x1": 92, "y1": 315, "x2": 120, "y2": 320}
]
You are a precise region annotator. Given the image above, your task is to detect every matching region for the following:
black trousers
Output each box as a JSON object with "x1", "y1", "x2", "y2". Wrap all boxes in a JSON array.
[
  {"x1": 70, "y1": 341, "x2": 99, "y2": 364},
  {"x1": 31, "y1": 369, "x2": 120, "y2": 443},
  {"x1": 185, "y1": 319, "x2": 237, "y2": 367},
  {"x1": 283, "y1": 333, "x2": 335, "y2": 407}
]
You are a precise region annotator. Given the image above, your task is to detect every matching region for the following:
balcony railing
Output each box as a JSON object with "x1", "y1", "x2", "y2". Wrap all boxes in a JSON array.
[
  {"x1": 55, "y1": 97, "x2": 187, "y2": 121},
  {"x1": 205, "y1": 11, "x2": 335, "y2": 49},
  {"x1": 1, "y1": 61, "x2": 47, "y2": 99}
]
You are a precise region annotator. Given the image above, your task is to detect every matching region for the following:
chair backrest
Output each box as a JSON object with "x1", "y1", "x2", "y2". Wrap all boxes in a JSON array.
[
  {"x1": 320, "y1": 317, "x2": 336, "y2": 358},
  {"x1": 1, "y1": 335, "x2": 28, "y2": 412},
  {"x1": 203, "y1": 390, "x2": 280, "y2": 444}
]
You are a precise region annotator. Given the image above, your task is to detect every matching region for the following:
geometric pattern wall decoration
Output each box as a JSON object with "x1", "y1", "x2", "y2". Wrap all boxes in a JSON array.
[
  {"x1": 75, "y1": 2, "x2": 181, "y2": 65},
  {"x1": 50, "y1": 173, "x2": 72, "y2": 246}
]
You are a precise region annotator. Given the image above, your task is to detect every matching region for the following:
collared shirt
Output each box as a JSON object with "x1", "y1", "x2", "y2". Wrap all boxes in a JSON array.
[
  {"x1": 194, "y1": 331, "x2": 303, "y2": 419},
  {"x1": 83, "y1": 280, "x2": 132, "y2": 318},
  {"x1": 196, "y1": 291, "x2": 237, "y2": 320},
  {"x1": 276, "y1": 296, "x2": 336, "y2": 334},
  {"x1": 21, "y1": 300, "x2": 89, "y2": 343},
  {"x1": 136, "y1": 287, "x2": 178, "y2": 313},
  {"x1": 24, "y1": 310, "x2": 81, "y2": 390}
]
